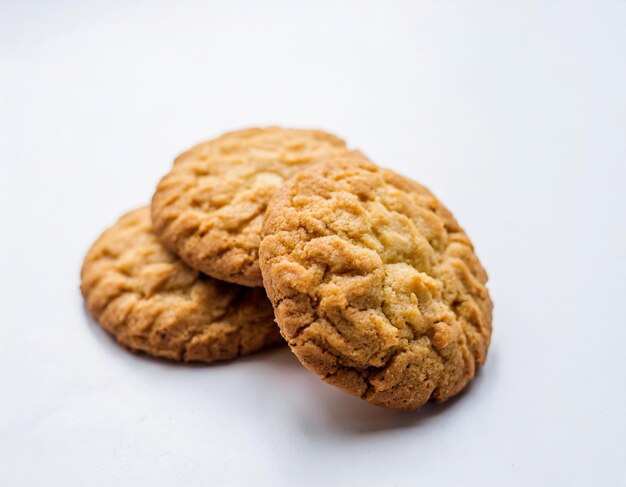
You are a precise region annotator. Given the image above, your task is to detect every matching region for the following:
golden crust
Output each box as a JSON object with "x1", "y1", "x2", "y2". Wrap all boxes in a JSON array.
[
  {"x1": 80, "y1": 207, "x2": 282, "y2": 363},
  {"x1": 259, "y1": 156, "x2": 492, "y2": 410},
  {"x1": 151, "y1": 127, "x2": 352, "y2": 287}
]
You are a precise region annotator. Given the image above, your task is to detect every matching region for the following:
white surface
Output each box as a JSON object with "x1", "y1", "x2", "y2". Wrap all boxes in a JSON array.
[{"x1": 1, "y1": 1, "x2": 625, "y2": 485}]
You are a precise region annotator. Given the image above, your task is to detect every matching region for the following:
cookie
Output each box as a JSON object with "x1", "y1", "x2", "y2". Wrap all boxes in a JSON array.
[
  {"x1": 259, "y1": 156, "x2": 493, "y2": 410},
  {"x1": 151, "y1": 127, "x2": 353, "y2": 287},
  {"x1": 80, "y1": 207, "x2": 282, "y2": 363}
]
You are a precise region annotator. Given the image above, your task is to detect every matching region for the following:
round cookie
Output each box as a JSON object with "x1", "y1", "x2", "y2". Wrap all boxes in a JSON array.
[
  {"x1": 81, "y1": 207, "x2": 282, "y2": 363},
  {"x1": 259, "y1": 156, "x2": 493, "y2": 410},
  {"x1": 151, "y1": 127, "x2": 353, "y2": 287}
]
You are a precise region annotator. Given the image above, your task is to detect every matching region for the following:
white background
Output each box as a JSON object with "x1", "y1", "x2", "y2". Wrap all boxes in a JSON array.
[{"x1": 1, "y1": 1, "x2": 625, "y2": 485}]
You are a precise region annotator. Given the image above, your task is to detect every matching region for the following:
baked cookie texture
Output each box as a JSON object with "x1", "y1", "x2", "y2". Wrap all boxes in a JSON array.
[
  {"x1": 81, "y1": 207, "x2": 282, "y2": 363},
  {"x1": 151, "y1": 127, "x2": 352, "y2": 287},
  {"x1": 259, "y1": 156, "x2": 493, "y2": 410}
]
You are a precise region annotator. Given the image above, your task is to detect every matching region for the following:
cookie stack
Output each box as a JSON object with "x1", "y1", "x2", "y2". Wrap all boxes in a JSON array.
[{"x1": 81, "y1": 127, "x2": 493, "y2": 410}]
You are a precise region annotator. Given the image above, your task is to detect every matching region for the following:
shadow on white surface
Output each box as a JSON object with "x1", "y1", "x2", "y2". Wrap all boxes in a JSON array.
[
  {"x1": 252, "y1": 330, "x2": 496, "y2": 436},
  {"x1": 83, "y1": 300, "x2": 494, "y2": 437},
  {"x1": 308, "y1": 371, "x2": 490, "y2": 435}
]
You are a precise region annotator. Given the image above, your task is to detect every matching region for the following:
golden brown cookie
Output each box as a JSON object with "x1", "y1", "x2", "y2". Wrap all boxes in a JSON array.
[
  {"x1": 151, "y1": 127, "x2": 353, "y2": 287},
  {"x1": 81, "y1": 207, "x2": 282, "y2": 363},
  {"x1": 259, "y1": 156, "x2": 493, "y2": 410}
]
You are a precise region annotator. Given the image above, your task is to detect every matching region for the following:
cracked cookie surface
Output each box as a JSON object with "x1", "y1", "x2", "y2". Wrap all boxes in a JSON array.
[
  {"x1": 259, "y1": 156, "x2": 493, "y2": 410},
  {"x1": 81, "y1": 207, "x2": 282, "y2": 363},
  {"x1": 151, "y1": 127, "x2": 352, "y2": 287}
]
